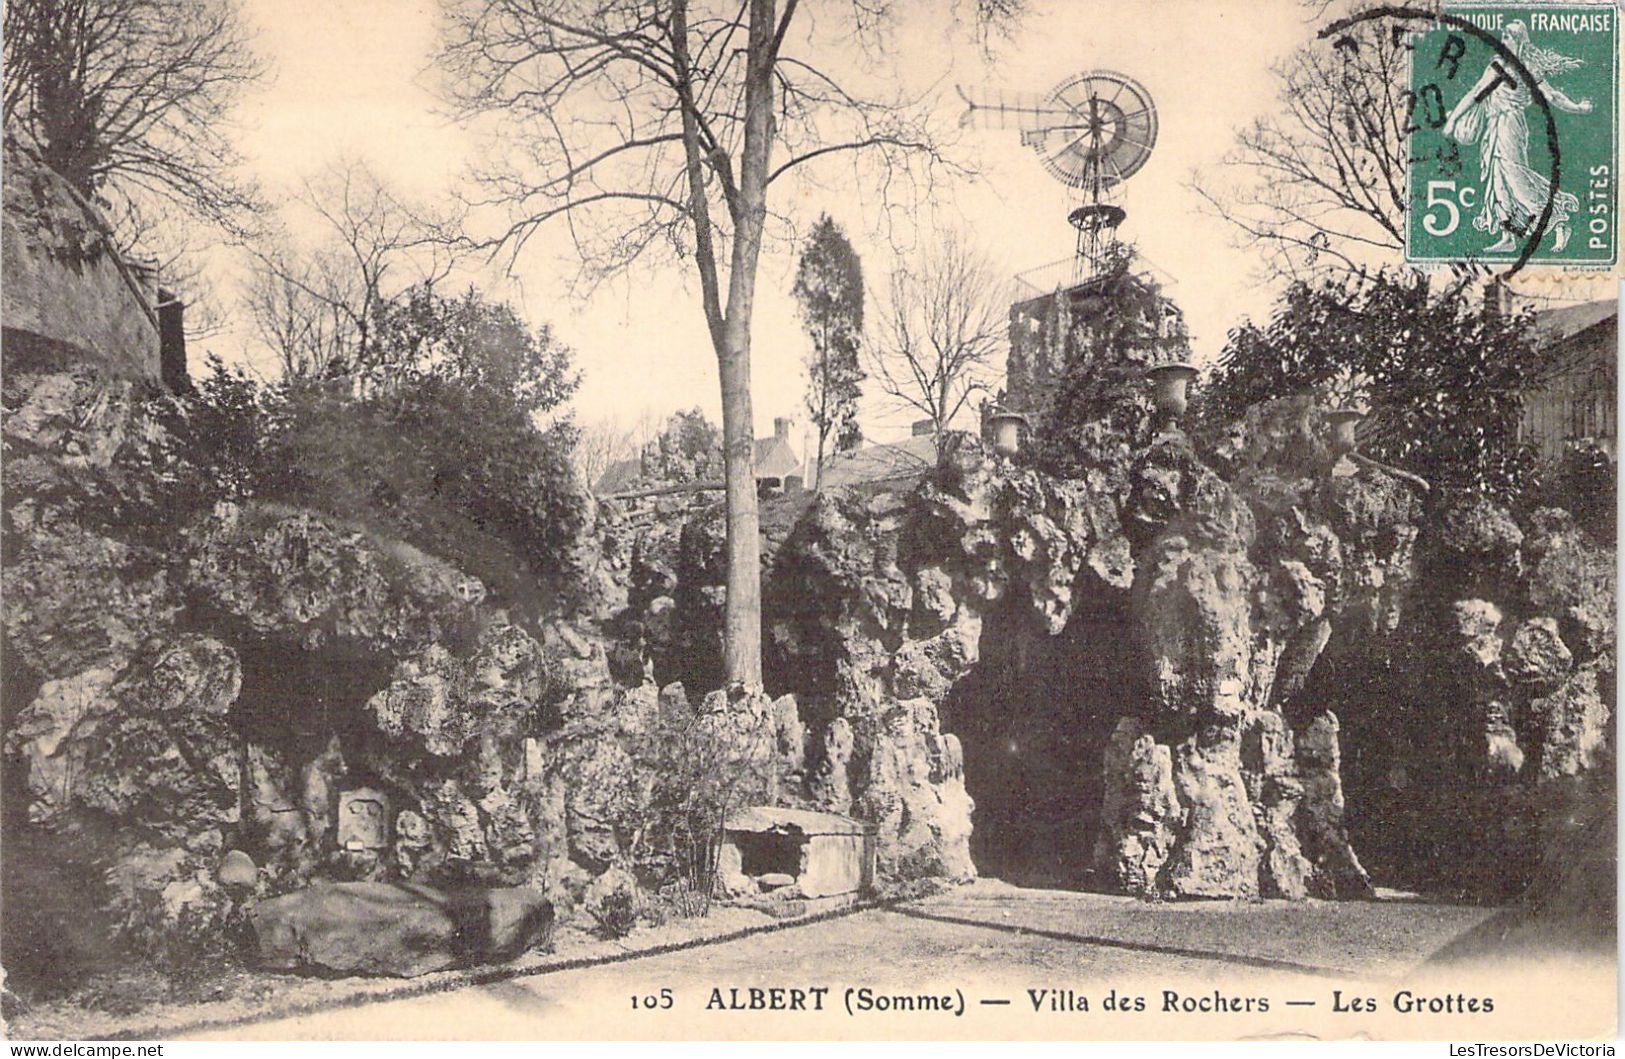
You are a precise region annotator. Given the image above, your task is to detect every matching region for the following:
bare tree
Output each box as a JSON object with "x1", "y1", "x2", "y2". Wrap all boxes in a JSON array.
[
  {"x1": 242, "y1": 247, "x2": 357, "y2": 379},
  {"x1": 575, "y1": 412, "x2": 657, "y2": 495},
  {"x1": 243, "y1": 160, "x2": 456, "y2": 379},
  {"x1": 438, "y1": 0, "x2": 1014, "y2": 685},
  {"x1": 3, "y1": 0, "x2": 265, "y2": 240},
  {"x1": 868, "y1": 231, "x2": 1007, "y2": 434},
  {"x1": 1188, "y1": 16, "x2": 1410, "y2": 282}
]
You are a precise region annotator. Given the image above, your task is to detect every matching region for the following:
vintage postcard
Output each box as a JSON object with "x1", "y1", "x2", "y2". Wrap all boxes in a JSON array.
[{"x1": 0, "y1": 0, "x2": 1619, "y2": 1044}]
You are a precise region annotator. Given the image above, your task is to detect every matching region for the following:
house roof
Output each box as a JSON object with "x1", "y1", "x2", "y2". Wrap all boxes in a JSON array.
[
  {"x1": 595, "y1": 456, "x2": 644, "y2": 495},
  {"x1": 1531, "y1": 299, "x2": 1617, "y2": 380},
  {"x1": 816, "y1": 433, "x2": 938, "y2": 489},
  {"x1": 1532, "y1": 299, "x2": 1616, "y2": 346},
  {"x1": 753, "y1": 434, "x2": 802, "y2": 479}
]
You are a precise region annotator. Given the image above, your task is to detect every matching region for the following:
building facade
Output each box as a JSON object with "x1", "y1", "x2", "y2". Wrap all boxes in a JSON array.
[{"x1": 1518, "y1": 299, "x2": 1618, "y2": 459}]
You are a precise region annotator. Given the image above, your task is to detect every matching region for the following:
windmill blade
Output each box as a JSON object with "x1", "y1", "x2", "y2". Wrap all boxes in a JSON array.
[{"x1": 957, "y1": 84, "x2": 1081, "y2": 130}]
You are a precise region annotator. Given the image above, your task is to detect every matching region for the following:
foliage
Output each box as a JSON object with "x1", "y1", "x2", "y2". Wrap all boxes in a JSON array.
[
  {"x1": 177, "y1": 354, "x2": 275, "y2": 502},
  {"x1": 1198, "y1": 273, "x2": 1556, "y2": 502},
  {"x1": 186, "y1": 284, "x2": 587, "y2": 609},
  {"x1": 590, "y1": 889, "x2": 639, "y2": 940},
  {"x1": 1188, "y1": 16, "x2": 1408, "y2": 281},
  {"x1": 1537, "y1": 438, "x2": 1616, "y2": 539},
  {"x1": 373, "y1": 285, "x2": 577, "y2": 417},
  {"x1": 619, "y1": 409, "x2": 726, "y2": 492},
  {"x1": 793, "y1": 215, "x2": 866, "y2": 479},
  {"x1": 629, "y1": 695, "x2": 779, "y2": 904},
  {"x1": 654, "y1": 877, "x2": 712, "y2": 920},
  {"x1": 1027, "y1": 258, "x2": 1189, "y2": 481},
  {"x1": 2, "y1": 0, "x2": 264, "y2": 240}
]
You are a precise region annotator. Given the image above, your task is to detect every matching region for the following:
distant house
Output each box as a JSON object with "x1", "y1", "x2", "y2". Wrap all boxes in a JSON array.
[
  {"x1": 816, "y1": 418, "x2": 940, "y2": 490},
  {"x1": 1519, "y1": 298, "x2": 1617, "y2": 459},
  {"x1": 594, "y1": 455, "x2": 646, "y2": 496},
  {"x1": 754, "y1": 417, "x2": 803, "y2": 494},
  {"x1": 595, "y1": 416, "x2": 806, "y2": 497}
]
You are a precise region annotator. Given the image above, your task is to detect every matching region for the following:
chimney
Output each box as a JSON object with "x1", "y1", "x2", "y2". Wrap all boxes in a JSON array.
[
  {"x1": 911, "y1": 417, "x2": 936, "y2": 437},
  {"x1": 1485, "y1": 278, "x2": 1515, "y2": 319},
  {"x1": 157, "y1": 288, "x2": 190, "y2": 394},
  {"x1": 774, "y1": 416, "x2": 791, "y2": 441}
]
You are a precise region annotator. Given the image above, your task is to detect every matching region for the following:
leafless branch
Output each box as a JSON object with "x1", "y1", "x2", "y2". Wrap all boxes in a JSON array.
[
  {"x1": 1186, "y1": 20, "x2": 1411, "y2": 284},
  {"x1": 3, "y1": 0, "x2": 266, "y2": 241},
  {"x1": 866, "y1": 229, "x2": 1007, "y2": 432}
]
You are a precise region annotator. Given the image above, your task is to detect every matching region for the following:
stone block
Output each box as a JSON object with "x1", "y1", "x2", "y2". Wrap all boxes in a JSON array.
[
  {"x1": 337, "y1": 788, "x2": 390, "y2": 851},
  {"x1": 249, "y1": 881, "x2": 553, "y2": 977},
  {"x1": 719, "y1": 807, "x2": 875, "y2": 900}
]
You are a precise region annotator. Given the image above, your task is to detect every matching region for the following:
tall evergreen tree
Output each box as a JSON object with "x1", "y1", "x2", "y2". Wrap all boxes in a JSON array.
[{"x1": 793, "y1": 215, "x2": 865, "y2": 484}]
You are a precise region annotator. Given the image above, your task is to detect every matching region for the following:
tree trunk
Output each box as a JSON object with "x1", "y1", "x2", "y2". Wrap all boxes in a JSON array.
[
  {"x1": 718, "y1": 321, "x2": 762, "y2": 686},
  {"x1": 710, "y1": 0, "x2": 778, "y2": 689}
]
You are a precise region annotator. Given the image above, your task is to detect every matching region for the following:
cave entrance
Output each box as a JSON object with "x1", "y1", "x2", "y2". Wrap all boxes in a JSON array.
[
  {"x1": 231, "y1": 639, "x2": 398, "y2": 855},
  {"x1": 234, "y1": 640, "x2": 395, "y2": 763},
  {"x1": 944, "y1": 603, "x2": 1138, "y2": 890}
]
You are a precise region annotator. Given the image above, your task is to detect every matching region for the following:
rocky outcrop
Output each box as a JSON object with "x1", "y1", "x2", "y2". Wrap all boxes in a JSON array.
[
  {"x1": 1093, "y1": 718, "x2": 1179, "y2": 893},
  {"x1": 249, "y1": 881, "x2": 554, "y2": 977},
  {"x1": 1, "y1": 358, "x2": 689, "y2": 963},
  {"x1": 5, "y1": 270, "x2": 1613, "y2": 996},
  {"x1": 1096, "y1": 402, "x2": 1424, "y2": 900},
  {"x1": 185, "y1": 502, "x2": 489, "y2": 656},
  {"x1": 1346, "y1": 496, "x2": 1618, "y2": 899},
  {"x1": 6, "y1": 635, "x2": 246, "y2": 947},
  {"x1": 1, "y1": 352, "x2": 815, "y2": 969},
  {"x1": 762, "y1": 432, "x2": 1130, "y2": 882}
]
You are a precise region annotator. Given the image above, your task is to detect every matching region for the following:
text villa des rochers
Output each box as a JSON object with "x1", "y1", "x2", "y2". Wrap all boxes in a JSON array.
[{"x1": 684, "y1": 985, "x2": 1503, "y2": 1017}]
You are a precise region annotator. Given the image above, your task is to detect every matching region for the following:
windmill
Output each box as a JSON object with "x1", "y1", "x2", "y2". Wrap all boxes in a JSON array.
[{"x1": 960, "y1": 71, "x2": 1157, "y2": 287}]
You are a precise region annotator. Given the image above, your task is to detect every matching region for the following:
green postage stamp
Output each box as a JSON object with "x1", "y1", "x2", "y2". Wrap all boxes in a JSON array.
[{"x1": 1406, "y1": 1, "x2": 1619, "y2": 267}]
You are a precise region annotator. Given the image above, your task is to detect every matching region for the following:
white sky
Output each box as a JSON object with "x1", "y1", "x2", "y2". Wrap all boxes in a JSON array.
[{"x1": 222, "y1": 0, "x2": 1324, "y2": 442}]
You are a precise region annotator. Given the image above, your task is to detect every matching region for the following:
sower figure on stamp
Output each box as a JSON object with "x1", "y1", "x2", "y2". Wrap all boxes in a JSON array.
[{"x1": 1443, "y1": 20, "x2": 1591, "y2": 253}]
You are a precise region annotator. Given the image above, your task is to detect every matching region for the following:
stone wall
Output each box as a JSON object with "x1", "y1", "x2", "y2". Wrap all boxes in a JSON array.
[{"x1": 2, "y1": 139, "x2": 161, "y2": 385}]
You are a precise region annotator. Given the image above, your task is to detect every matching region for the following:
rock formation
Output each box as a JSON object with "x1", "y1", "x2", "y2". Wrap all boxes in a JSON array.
[
  {"x1": 249, "y1": 881, "x2": 554, "y2": 977},
  {"x1": 1095, "y1": 400, "x2": 1425, "y2": 899},
  {"x1": 3, "y1": 134, "x2": 1615, "y2": 986}
]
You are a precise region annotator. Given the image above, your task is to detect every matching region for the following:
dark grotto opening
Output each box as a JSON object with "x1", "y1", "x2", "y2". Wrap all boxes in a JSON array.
[
  {"x1": 233, "y1": 640, "x2": 395, "y2": 766},
  {"x1": 944, "y1": 596, "x2": 1143, "y2": 890},
  {"x1": 229, "y1": 640, "x2": 398, "y2": 861}
]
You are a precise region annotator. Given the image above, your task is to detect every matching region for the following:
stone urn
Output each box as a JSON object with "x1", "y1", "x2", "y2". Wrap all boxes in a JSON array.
[
  {"x1": 1325, "y1": 408, "x2": 1365, "y2": 458},
  {"x1": 1145, "y1": 362, "x2": 1199, "y2": 428},
  {"x1": 987, "y1": 410, "x2": 1029, "y2": 457}
]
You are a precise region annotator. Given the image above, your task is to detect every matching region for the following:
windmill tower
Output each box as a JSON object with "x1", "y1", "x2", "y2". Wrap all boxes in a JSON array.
[
  {"x1": 960, "y1": 70, "x2": 1157, "y2": 287},
  {"x1": 961, "y1": 71, "x2": 1181, "y2": 424}
]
